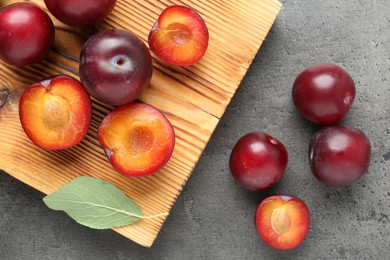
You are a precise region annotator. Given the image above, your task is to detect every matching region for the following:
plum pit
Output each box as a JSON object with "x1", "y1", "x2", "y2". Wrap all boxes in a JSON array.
[
  {"x1": 270, "y1": 206, "x2": 291, "y2": 235},
  {"x1": 42, "y1": 94, "x2": 70, "y2": 130}
]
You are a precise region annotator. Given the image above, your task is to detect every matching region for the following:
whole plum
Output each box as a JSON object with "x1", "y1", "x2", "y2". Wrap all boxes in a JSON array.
[
  {"x1": 0, "y1": 3, "x2": 54, "y2": 67},
  {"x1": 79, "y1": 29, "x2": 153, "y2": 106},
  {"x1": 44, "y1": 0, "x2": 117, "y2": 27}
]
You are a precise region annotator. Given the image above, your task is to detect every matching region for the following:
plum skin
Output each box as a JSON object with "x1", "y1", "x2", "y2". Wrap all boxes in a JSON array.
[
  {"x1": 79, "y1": 29, "x2": 153, "y2": 106},
  {"x1": 229, "y1": 132, "x2": 288, "y2": 191},
  {"x1": 309, "y1": 125, "x2": 371, "y2": 186},
  {"x1": 0, "y1": 2, "x2": 54, "y2": 67},
  {"x1": 44, "y1": 0, "x2": 117, "y2": 27},
  {"x1": 292, "y1": 63, "x2": 356, "y2": 125}
]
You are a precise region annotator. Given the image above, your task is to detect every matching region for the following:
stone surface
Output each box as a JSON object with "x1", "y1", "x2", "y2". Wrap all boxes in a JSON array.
[{"x1": 1, "y1": 0, "x2": 389, "y2": 259}]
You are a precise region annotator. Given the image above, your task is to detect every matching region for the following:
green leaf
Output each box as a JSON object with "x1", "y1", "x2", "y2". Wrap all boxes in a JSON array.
[{"x1": 43, "y1": 176, "x2": 145, "y2": 229}]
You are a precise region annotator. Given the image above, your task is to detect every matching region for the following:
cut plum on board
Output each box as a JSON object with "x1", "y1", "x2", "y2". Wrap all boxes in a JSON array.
[
  {"x1": 98, "y1": 103, "x2": 175, "y2": 177},
  {"x1": 19, "y1": 75, "x2": 91, "y2": 150},
  {"x1": 148, "y1": 5, "x2": 209, "y2": 66}
]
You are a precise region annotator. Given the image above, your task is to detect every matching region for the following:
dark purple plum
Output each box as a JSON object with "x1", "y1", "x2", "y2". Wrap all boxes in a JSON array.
[
  {"x1": 79, "y1": 29, "x2": 153, "y2": 106},
  {"x1": 292, "y1": 64, "x2": 356, "y2": 125},
  {"x1": 229, "y1": 132, "x2": 288, "y2": 191},
  {"x1": 0, "y1": 2, "x2": 54, "y2": 67},
  {"x1": 309, "y1": 125, "x2": 371, "y2": 186},
  {"x1": 44, "y1": 0, "x2": 117, "y2": 27}
]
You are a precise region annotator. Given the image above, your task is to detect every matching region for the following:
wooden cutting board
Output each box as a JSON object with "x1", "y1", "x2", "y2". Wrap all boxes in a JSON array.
[{"x1": 0, "y1": 0, "x2": 282, "y2": 247}]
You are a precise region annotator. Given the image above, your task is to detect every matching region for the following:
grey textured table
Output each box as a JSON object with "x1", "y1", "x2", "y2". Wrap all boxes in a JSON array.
[{"x1": 1, "y1": 0, "x2": 389, "y2": 259}]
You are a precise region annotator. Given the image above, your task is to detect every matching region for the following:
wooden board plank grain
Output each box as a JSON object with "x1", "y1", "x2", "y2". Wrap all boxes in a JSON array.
[{"x1": 0, "y1": 0, "x2": 282, "y2": 247}]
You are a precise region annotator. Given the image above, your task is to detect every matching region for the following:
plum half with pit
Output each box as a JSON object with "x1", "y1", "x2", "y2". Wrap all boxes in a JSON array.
[
  {"x1": 309, "y1": 125, "x2": 371, "y2": 186},
  {"x1": 79, "y1": 29, "x2": 153, "y2": 106},
  {"x1": 0, "y1": 2, "x2": 54, "y2": 67},
  {"x1": 229, "y1": 132, "x2": 288, "y2": 191},
  {"x1": 98, "y1": 102, "x2": 175, "y2": 177},
  {"x1": 255, "y1": 195, "x2": 310, "y2": 250},
  {"x1": 19, "y1": 75, "x2": 91, "y2": 150},
  {"x1": 44, "y1": 0, "x2": 117, "y2": 27}
]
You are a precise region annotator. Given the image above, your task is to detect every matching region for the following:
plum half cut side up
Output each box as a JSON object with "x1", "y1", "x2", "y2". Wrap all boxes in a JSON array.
[
  {"x1": 98, "y1": 102, "x2": 175, "y2": 177},
  {"x1": 148, "y1": 5, "x2": 209, "y2": 66},
  {"x1": 255, "y1": 195, "x2": 310, "y2": 250},
  {"x1": 19, "y1": 75, "x2": 92, "y2": 150}
]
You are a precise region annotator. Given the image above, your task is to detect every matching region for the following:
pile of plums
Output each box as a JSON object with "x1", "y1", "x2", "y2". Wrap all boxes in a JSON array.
[
  {"x1": 0, "y1": 1, "x2": 209, "y2": 176},
  {"x1": 230, "y1": 63, "x2": 371, "y2": 249}
]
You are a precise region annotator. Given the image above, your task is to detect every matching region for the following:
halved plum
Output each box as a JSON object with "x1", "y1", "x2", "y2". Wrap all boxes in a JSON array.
[
  {"x1": 98, "y1": 102, "x2": 175, "y2": 177},
  {"x1": 148, "y1": 5, "x2": 209, "y2": 66},
  {"x1": 255, "y1": 195, "x2": 310, "y2": 250},
  {"x1": 19, "y1": 75, "x2": 91, "y2": 150}
]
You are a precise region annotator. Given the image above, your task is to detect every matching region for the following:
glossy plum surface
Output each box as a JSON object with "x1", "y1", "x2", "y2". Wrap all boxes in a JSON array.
[
  {"x1": 0, "y1": 2, "x2": 54, "y2": 67},
  {"x1": 44, "y1": 0, "x2": 117, "y2": 27},
  {"x1": 292, "y1": 64, "x2": 356, "y2": 124},
  {"x1": 79, "y1": 29, "x2": 153, "y2": 106},
  {"x1": 309, "y1": 125, "x2": 371, "y2": 186},
  {"x1": 148, "y1": 5, "x2": 209, "y2": 66},
  {"x1": 19, "y1": 75, "x2": 91, "y2": 150},
  {"x1": 255, "y1": 195, "x2": 310, "y2": 250},
  {"x1": 229, "y1": 132, "x2": 288, "y2": 191},
  {"x1": 98, "y1": 102, "x2": 175, "y2": 177}
]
